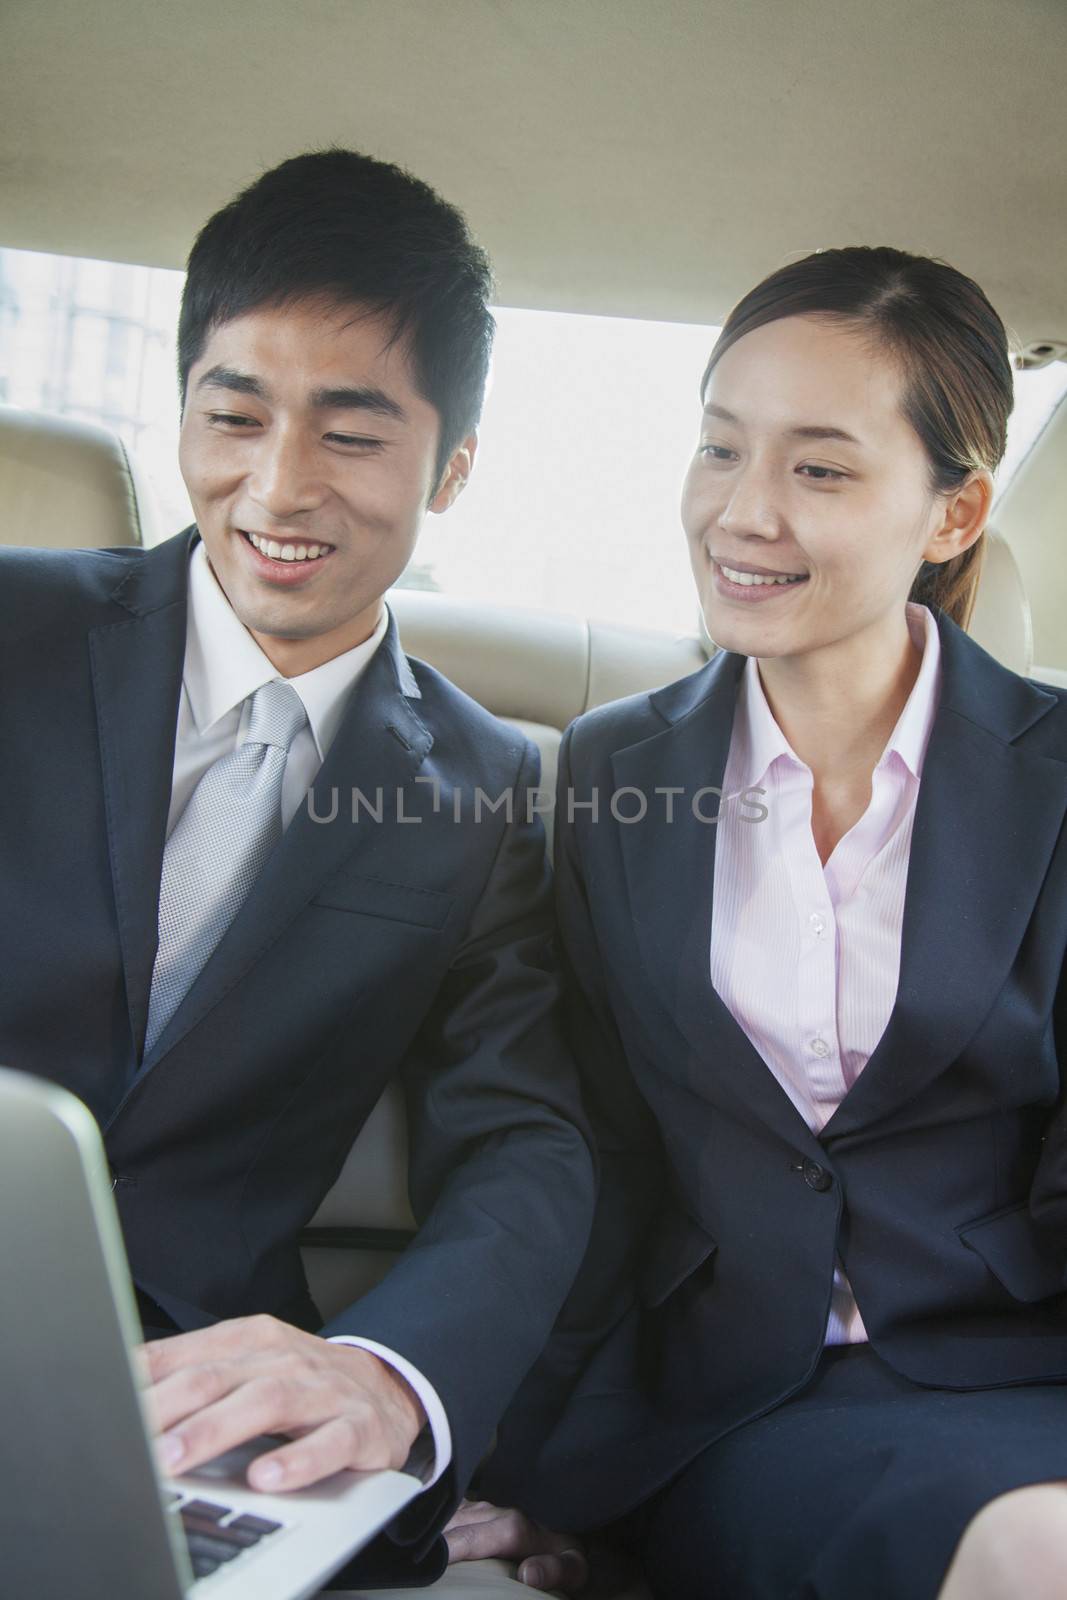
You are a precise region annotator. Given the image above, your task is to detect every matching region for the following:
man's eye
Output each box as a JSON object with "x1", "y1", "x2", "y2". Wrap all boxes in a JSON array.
[
  {"x1": 699, "y1": 444, "x2": 735, "y2": 462},
  {"x1": 798, "y1": 464, "x2": 847, "y2": 481},
  {"x1": 325, "y1": 433, "x2": 386, "y2": 450},
  {"x1": 207, "y1": 412, "x2": 258, "y2": 429}
]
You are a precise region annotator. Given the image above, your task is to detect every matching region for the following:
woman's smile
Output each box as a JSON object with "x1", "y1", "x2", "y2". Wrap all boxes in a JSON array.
[{"x1": 712, "y1": 555, "x2": 810, "y2": 602}]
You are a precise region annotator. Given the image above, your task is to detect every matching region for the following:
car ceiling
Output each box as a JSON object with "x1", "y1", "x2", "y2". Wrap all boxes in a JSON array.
[{"x1": 3, "y1": 0, "x2": 1066, "y2": 343}]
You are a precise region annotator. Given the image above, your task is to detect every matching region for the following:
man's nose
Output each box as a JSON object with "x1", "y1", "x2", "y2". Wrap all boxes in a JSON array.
[
  {"x1": 248, "y1": 429, "x2": 326, "y2": 520},
  {"x1": 717, "y1": 463, "x2": 785, "y2": 540}
]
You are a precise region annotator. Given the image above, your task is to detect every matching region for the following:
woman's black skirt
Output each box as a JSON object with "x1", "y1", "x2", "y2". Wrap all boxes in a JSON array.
[{"x1": 638, "y1": 1345, "x2": 1067, "y2": 1600}]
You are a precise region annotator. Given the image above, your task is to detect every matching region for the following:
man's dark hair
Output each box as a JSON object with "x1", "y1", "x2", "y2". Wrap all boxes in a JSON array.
[{"x1": 178, "y1": 148, "x2": 495, "y2": 481}]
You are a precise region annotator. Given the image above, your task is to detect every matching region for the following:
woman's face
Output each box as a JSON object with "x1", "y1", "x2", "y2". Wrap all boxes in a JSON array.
[{"x1": 681, "y1": 313, "x2": 949, "y2": 661}]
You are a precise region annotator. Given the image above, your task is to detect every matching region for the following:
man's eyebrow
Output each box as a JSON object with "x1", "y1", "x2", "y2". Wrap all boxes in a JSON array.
[
  {"x1": 703, "y1": 401, "x2": 863, "y2": 446},
  {"x1": 194, "y1": 370, "x2": 407, "y2": 423},
  {"x1": 196, "y1": 365, "x2": 270, "y2": 399},
  {"x1": 311, "y1": 386, "x2": 407, "y2": 422}
]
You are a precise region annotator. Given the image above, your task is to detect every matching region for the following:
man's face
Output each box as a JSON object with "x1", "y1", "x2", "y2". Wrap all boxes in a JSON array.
[{"x1": 179, "y1": 297, "x2": 474, "y2": 675}]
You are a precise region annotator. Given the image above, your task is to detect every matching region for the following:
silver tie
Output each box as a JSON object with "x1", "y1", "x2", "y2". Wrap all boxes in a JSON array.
[{"x1": 144, "y1": 679, "x2": 308, "y2": 1055}]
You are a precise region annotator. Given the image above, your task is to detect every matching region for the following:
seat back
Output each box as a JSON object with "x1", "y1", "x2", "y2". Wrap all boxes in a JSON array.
[
  {"x1": 968, "y1": 528, "x2": 1033, "y2": 676},
  {"x1": 386, "y1": 589, "x2": 709, "y2": 847},
  {"x1": 0, "y1": 404, "x2": 158, "y2": 548}
]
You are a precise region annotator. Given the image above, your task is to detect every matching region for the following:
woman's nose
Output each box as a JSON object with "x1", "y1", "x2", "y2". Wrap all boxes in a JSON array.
[{"x1": 717, "y1": 465, "x2": 784, "y2": 540}]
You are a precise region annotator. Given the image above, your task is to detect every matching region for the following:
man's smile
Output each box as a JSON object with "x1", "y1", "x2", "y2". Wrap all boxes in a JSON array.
[
  {"x1": 243, "y1": 529, "x2": 334, "y2": 563},
  {"x1": 236, "y1": 526, "x2": 336, "y2": 585}
]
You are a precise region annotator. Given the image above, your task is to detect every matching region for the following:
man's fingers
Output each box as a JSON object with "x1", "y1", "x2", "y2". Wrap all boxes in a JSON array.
[
  {"x1": 143, "y1": 1320, "x2": 420, "y2": 1492},
  {"x1": 445, "y1": 1507, "x2": 539, "y2": 1563},
  {"x1": 246, "y1": 1412, "x2": 393, "y2": 1493},
  {"x1": 518, "y1": 1548, "x2": 589, "y2": 1594},
  {"x1": 143, "y1": 1314, "x2": 290, "y2": 1382},
  {"x1": 150, "y1": 1360, "x2": 241, "y2": 1433},
  {"x1": 444, "y1": 1509, "x2": 589, "y2": 1593},
  {"x1": 142, "y1": 1329, "x2": 216, "y2": 1383},
  {"x1": 445, "y1": 1499, "x2": 510, "y2": 1530},
  {"x1": 158, "y1": 1371, "x2": 333, "y2": 1475}
]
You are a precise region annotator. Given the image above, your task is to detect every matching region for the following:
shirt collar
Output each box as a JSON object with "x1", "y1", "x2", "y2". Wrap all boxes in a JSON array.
[
  {"x1": 739, "y1": 653, "x2": 795, "y2": 787},
  {"x1": 739, "y1": 601, "x2": 942, "y2": 787},
  {"x1": 183, "y1": 541, "x2": 390, "y2": 760},
  {"x1": 885, "y1": 601, "x2": 942, "y2": 780}
]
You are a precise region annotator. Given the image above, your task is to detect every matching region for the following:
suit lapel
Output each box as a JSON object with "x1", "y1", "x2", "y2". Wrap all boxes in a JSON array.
[
  {"x1": 138, "y1": 616, "x2": 432, "y2": 1068},
  {"x1": 90, "y1": 534, "x2": 192, "y2": 1060},
  {"x1": 612, "y1": 652, "x2": 819, "y2": 1148},
  {"x1": 824, "y1": 617, "x2": 1067, "y2": 1139}
]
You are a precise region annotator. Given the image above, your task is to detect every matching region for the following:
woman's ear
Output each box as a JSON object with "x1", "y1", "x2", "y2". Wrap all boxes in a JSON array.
[
  {"x1": 922, "y1": 469, "x2": 995, "y2": 566},
  {"x1": 429, "y1": 433, "x2": 478, "y2": 514}
]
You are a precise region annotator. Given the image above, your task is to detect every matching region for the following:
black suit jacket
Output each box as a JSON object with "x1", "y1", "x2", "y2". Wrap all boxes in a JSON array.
[
  {"x1": 0, "y1": 530, "x2": 594, "y2": 1556},
  {"x1": 486, "y1": 610, "x2": 1067, "y2": 1531}
]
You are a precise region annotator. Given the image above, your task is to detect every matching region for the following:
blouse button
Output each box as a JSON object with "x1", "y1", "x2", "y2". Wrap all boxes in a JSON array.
[
  {"x1": 810, "y1": 912, "x2": 826, "y2": 936},
  {"x1": 810, "y1": 1036, "x2": 830, "y2": 1057}
]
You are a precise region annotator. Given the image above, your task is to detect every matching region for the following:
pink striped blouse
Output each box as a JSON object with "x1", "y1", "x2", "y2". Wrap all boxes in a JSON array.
[{"x1": 710, "y1": 602, "x2": 942, "y2": 1343}]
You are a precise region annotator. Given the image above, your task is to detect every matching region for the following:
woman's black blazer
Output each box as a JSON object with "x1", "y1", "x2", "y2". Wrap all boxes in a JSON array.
[{"x1": 487, "y1": 608, "x2": 1067, "y2": 1531}]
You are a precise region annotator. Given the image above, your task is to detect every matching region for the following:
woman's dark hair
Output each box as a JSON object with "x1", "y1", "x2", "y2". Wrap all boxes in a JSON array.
[
  {"x1": 178, "y1": 148, "x2": 495, "y2": 483},
  {"x1": 701, "y1": 246, "x2": 1014, "y2": 629}
]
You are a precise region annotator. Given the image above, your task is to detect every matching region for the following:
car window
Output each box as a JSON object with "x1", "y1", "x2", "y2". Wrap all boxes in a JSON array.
[{"x1": 2, "y1": 245, "x2": 1065, "y2": 636}]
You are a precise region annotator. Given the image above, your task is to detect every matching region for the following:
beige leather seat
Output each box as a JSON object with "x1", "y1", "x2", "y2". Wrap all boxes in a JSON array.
[
  {"x1": 0, "y1": 405, "x2": 1038, "y2": 1600},
  {"x1": 338, "y1": 1561, "x2": 576, "y2": 1598},
  {"x1": 0, "y1": 403, "x2": 160, "y2": 548},
  {"x1": 968, "y1": 528, "x2": 1033, "y2": 676}
]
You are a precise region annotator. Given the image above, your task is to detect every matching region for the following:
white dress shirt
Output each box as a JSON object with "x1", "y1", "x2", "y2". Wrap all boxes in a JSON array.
[
  {"x1": 711, "y1": 603, "x2": 942, "y2": 1344},
  {"x1": 169, "y1": 543, "x2": 451, "y2": 1485}
]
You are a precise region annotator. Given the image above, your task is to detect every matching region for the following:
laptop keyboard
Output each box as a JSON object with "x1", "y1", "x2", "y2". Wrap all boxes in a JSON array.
[{"x1": 167, "y1": 1492, "x2": 286, "y2": 1581}]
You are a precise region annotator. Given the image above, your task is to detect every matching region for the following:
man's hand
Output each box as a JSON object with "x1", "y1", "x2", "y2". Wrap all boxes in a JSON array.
[
  {"x1": 142, "y1": 1314, "x2": 425, "y2": 1492},
  {"x1": 445, "y1": 1499, "x2": 589, "y2": 1593}
]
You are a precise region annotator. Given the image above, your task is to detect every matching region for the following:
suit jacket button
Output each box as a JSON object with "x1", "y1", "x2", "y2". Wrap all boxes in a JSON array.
[{"x1": 802, "y1": 1160, "x2": 832, "y2": 1192}]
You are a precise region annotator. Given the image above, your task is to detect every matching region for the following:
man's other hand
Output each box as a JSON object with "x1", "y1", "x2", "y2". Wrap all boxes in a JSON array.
[
  {"x1": 142, "y1": 1314, "x2": 425, "y2": 1492},
  {"x1": 445, "y1": 1499, "x2": 589, "y2": 1593}
]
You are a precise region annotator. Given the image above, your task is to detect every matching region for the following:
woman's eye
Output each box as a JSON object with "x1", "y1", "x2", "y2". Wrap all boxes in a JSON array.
[
  {"x1": 798, "y1": 463, "x2": 847, "y2": 482},
  {"x1": 700, "y1": 444, "x2": 735, "y2": 462}
]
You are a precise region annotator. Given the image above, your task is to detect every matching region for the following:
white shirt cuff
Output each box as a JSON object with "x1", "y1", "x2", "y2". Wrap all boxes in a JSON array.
[{"x1": 327, "y1": 1335, "x2": 452, "y2": 1489}]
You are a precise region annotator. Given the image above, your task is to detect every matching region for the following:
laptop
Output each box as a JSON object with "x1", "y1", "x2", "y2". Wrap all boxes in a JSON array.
[{"x1": 0, "y1": 1064, "x2": 424, "y2": 1599}]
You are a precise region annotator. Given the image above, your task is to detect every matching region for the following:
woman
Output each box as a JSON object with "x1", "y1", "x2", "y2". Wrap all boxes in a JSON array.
[{"x1": 449, "y1": 247, "x2": 1067, "y2": 1600}]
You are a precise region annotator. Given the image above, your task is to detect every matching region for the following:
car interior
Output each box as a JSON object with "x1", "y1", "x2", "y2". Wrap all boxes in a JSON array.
[{"x1": 2, "y1": 1, "x2": 1065, "y2": 1595}]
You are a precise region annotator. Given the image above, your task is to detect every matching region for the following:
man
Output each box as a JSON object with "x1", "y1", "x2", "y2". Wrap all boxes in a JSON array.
[{"x1": 0, "y1": 149, "x2": 593, "y2": 1584}]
